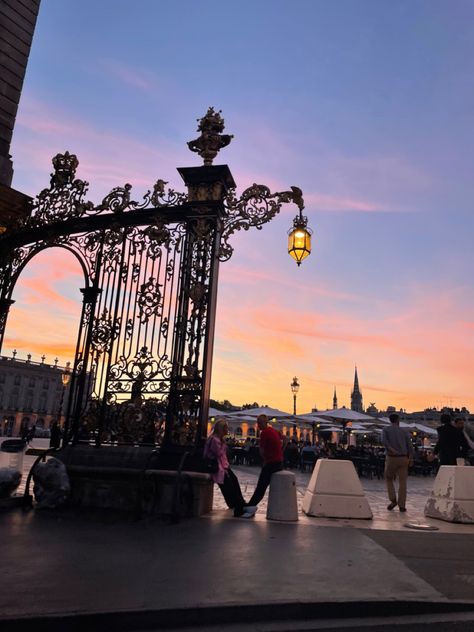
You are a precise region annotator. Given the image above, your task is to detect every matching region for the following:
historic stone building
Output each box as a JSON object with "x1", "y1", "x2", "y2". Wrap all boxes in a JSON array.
[{"x1": 0, "y1": 352, "x2": 71, "y2": 436}]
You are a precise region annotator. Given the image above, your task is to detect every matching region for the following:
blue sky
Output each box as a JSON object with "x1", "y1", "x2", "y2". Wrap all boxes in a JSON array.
[{"x1": 6, "y1": 0, "x2": 474, "y2": 412}]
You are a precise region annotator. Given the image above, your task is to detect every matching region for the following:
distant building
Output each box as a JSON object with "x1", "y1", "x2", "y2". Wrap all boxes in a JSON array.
[
  {"x1": 332, "y1": 387, "x2": 338, "y2": 409},
  {"x1": 350, "y1": 366, "x2": 364, "y2": 412},
  {"x1": 0, "y1": 352, "x2": 71, "y2": 436}
]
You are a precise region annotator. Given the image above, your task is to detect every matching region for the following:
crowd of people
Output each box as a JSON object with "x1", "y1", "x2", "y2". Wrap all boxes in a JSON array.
[{"x1": 205, "y1": 412, "x2": 473, "y2": 518}]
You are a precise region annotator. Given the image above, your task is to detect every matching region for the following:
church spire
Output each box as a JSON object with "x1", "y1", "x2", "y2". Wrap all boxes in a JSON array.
[
  {"x1": 351, "y1": 365, "x2": 363, "y2": 412},
  {"x1": 333, "y1": 387, "x2": 338, "y2": 409}
]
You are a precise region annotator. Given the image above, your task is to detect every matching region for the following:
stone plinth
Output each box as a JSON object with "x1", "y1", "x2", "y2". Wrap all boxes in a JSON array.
[
  {"x1": 266, "y1": 470, "x2": 298, "y2": 521},
  {"x1": 302, "y1": 459, "x2": 372, "y2": 519},
  {"x1": 54, "y1": 446, "x2": 213, "y2": 518},
  {"x1": 424, "y1": 465, "x2": 474, "y2": 523}
]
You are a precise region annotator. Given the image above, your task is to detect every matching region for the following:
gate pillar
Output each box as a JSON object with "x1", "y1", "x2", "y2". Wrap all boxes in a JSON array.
[{"x1": 163, "y1": 164, "x2": 235, "y2": 452}]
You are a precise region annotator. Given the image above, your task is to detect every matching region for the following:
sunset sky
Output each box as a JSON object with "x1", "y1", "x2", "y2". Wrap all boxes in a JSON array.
[{"x1": 4, "y1": 0, "x2": 474, "y2": 413}]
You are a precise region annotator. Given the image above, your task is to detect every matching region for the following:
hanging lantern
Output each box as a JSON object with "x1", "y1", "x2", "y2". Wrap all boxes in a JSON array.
[{"x1": 288, "y1": 210, "x2": 312, "y2": 266}]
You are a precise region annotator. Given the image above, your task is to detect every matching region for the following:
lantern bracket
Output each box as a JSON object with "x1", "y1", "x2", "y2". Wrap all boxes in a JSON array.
[{"x1": 220, "y1": 184, "x2": 305, "y2": 262}]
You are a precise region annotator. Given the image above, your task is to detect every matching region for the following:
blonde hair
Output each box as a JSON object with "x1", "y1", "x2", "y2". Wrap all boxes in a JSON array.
[{"x1": 213, "y1": 418, "x2": 228, "y2": 437}]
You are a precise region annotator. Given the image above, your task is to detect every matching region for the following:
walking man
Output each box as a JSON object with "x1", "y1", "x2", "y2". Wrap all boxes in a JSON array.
[
  {"x1": 382, "y1": 413, "x2": 413, "y2": 512},
  {"x1": 245, "y1": 414, "x2": 285, "y2": 513}
]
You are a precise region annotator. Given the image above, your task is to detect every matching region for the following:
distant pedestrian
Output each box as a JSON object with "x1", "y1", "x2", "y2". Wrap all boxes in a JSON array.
[
  {"x1": 204, "y1": 419, "x2": 249, "y2": 518},
  {"x1": 434, "y1": 414, "x2": 468, "y2": 466},
  {"x1": 453, "y1": 418, "x2": 470, "y2": 464},
  {"x1": 26, "y1": 424, "x2": 36, "y2": 444},
  {"x1": 245, "y1": 414, "x2": 285, "y2": 512},
  {"x1": 382, "y1": 413, "x2": 413, "y2": 512},
  {"x1": 49, "y1": 421, "x2": 62, "y2": 449}
]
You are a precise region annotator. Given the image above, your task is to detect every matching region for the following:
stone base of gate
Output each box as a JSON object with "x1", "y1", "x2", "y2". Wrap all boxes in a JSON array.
[
  {"x1": 64, "y1": 466, "x2": 213, "y2": 517},
  {"x1": 54, "y1": 446, "x2": 214, "y2": 518}
]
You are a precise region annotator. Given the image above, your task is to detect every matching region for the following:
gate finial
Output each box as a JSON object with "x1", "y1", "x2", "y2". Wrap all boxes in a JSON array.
[
  {"x1": 187, "y1": 107, "x2": 233, "y2": 166},
  {"x1": 51, "y1": 151, "x2": 79, "y2": 186}
]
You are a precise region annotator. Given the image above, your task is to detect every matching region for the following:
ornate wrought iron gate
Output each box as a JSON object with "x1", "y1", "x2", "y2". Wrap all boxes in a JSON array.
[{"x1": 0, "y1": 109, "x2": 306, "y2": 451}]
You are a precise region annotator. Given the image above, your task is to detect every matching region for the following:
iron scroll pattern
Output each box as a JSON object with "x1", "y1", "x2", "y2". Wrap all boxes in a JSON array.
[
  {"x1": 10, "y1": 152, "x2": 188, "y2": 231},
  {"x1": 219, "y1": 184, "x2": 305, "y2": 262}
]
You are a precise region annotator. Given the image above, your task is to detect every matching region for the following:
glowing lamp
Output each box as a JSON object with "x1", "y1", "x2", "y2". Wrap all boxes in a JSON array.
[
  {"x1": 62, "y1": 361, "x2": 71, "y2": 386},
  {"x1": 288, "y1": 210, "x2": 312, "y2": 266}
]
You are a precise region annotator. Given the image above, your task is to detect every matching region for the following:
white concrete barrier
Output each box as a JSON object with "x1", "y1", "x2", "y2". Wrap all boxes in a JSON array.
[
  {"x1": 424, "y1": 465, "x2": 474, "y2": 523},
  {"x1": 266, "y1": 470, "x2": 298, "y2": 521},
  {"x1": 302, "y1": 459, "x2": 372, "y2": 519}
]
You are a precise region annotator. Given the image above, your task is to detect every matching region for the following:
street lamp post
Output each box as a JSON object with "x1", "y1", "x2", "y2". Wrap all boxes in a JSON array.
[
  {"x1": 311, "y1": 422, "x2": 317, "y2": 446},
  {"x1": 57, "y1": 362, "x2": 71, "y2": 427},
  {"x1": 290, "y1": 376, "x2": 300, "y2": 416}
]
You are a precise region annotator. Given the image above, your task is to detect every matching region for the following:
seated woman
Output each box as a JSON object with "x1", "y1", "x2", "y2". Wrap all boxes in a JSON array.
[{"x1": 204, "y1": 419, "x2": 255, "y2": 518}]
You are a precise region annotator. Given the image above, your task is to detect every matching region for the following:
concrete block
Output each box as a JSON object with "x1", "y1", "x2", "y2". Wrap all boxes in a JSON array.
[
  {"x1": 424, "y1": 465, "x2": 474, "y2": 523},
  {"x1": 266, "y1": 470, "x2": 298, "y2": 521},
  {"x1": 302, "y1": 459, "x2": 372, "y2": 519}
]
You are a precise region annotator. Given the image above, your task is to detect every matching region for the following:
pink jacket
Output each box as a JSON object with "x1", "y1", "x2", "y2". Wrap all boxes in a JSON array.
[{"x1": 204, "y1": 435, "x2": 229, "y2": 484}]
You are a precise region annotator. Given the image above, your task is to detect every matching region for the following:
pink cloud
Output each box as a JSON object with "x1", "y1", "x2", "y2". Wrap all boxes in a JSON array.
[
  {"x1": 12, "y1": 96, "x2": 186, "y2": 199},
  {"x1": 101, "y1": 60, "x2": 161, "y2": 93}
]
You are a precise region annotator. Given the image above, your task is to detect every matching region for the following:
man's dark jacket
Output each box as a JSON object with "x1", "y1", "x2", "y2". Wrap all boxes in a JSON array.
[{"x1": 435, "y1": 424, "x2": 469, "y2": 465}]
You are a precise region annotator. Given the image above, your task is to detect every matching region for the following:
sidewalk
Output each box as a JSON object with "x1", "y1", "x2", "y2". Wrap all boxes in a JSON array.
[{"x1": 1, "y1": 461, "x2": 474, "y2": 630}]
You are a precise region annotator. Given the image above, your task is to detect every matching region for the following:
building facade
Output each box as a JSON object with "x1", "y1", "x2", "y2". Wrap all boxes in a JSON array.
[{"x1": 0, "y1": 352, "x2": 71, "y2": 436}]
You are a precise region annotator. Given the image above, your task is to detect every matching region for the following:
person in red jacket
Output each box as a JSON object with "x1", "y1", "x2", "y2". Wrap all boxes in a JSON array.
[{"x1": 246, "y1": 414, "x2": 285, "y2": 512}]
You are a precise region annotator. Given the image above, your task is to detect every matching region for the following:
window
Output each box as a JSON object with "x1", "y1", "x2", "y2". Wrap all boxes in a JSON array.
[
  {"x1": 43, "y1": 378, "x2": 49, "y2": 390},
  {"x1": 235, "y1": 427, "x2": 243, "y2": 437},
  {"x1": 39, "y1": 394, "x2": 47, "y2": 413},
  {"x1": 25, "y1": 391, "x2": 34, "y2": 410},
  {"x1": 8, "y1": 389, "x2": 18, "y2": 409},
  {"x1": 247, "y1": 428, "x2": 256, "y2": 437},
  {"x1": 14, "y1": 375, "x2": 21, "y2": 386},
  {"x1": 29, "y1": 377, "x2": 35, "y2": 387}
]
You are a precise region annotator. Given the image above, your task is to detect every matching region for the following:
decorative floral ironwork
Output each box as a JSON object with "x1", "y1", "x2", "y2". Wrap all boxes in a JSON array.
[
  {"x1": 187, "y1": 107, "x2": 233, "y2": 166},
  {"x1": 109, "y1": 346, "x2": 173, "y2": 393},
  {"x1": 219, "y1": 184, "x2": 305, "y2": 262},
  {"x1": 137, "y1": 277, "x2": 163, "y2": 324},
  {"x1": 0, "y1": 111, "x2": 307, "y2": 449},
  {"x1": 91, "y1": 308, "x2": 120, "y2": 354},
  {"x1": 150, "y1": 179, "x2": 188, "y2": 207},
  {"x1": 6, "y1": 152, "x2": 188, "y2": 230}
]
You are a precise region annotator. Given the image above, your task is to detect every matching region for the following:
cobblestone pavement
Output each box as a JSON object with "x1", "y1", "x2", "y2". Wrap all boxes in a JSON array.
[{"x1": 210, "y1": 464, "x2": 474, "y2": 534}]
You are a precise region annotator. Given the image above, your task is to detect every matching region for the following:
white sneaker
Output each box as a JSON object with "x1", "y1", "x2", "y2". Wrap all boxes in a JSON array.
[
  {"x1": 244, "y1": 505, "x2": 257, "y2": 515},
  {"x1": 241, "y1": 511, "x2": 255, "y2": 519}
]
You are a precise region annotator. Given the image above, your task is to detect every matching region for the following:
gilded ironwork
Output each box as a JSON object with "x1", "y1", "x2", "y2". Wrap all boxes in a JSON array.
[
  {"x1": 0, "y1": 109, "x2": 307, "y2": 449},
  {"x1": 137, "y1": 277, "x2": 163, "y2": 324},
  {"x1": 187, "y1": 107, "x2": 233, "y2": 166},
  {"x1": 219, "y1": 184, "x2": 305, "y2": 262}
]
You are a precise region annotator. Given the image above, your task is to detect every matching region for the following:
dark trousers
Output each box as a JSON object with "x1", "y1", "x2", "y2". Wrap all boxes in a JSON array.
[
  {"x1": 247, "y1": 461, "x2": 283, "y2": 506},
  {"x1": 218, "y1": 468, "x2": 246, "y2": 516}
]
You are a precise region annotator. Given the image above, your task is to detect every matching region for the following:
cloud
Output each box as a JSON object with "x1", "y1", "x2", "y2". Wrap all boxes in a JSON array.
[
  {"x1": 101, "y1": 60, "x2": 161, "y2": 93},
  {"x1": 12, "y1": 96, "x2": 186, "y2": 198}
]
